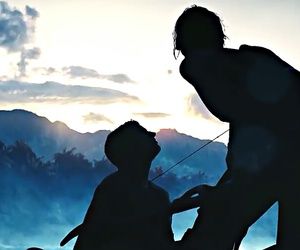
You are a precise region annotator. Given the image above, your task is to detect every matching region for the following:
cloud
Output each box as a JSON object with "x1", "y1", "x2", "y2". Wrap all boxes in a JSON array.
[
  {"x1": 83, "y1": 112, "x2": 113, "y2": 124},
  {"x1": 104, "y1": 74, "x2": 134, "y2": 84},
  {"x1": 0, "y1": 2, "x2": 27, "y2": 51},
  {"x1": 63, "y1": 66, "x2": 135, "y2": 83},
  {"x1": 0, "y1": 2, "x2": 39, "y2": 52},
  {"x1": 187, "y1": 93, "x2": 214, "y2": 120},
  {"x1": 18, "y1": 47, "x2": 41, "y2": 76},
  {"x1": 0, "y1": 2, "x2": 40, "y2": 77},
  {"x1": 0, "y1": 80, "x2": 140, "y2": 104},
  {"x1": 33, "y1": 67, "x2": 58, "y2": 75},
  {"x1": 24, "y1": 5, "x2": 39, "y2": 41},
  {"x1": 25, "y1": 5, "x2": 39, "y2": 19},
  {"x1": 43, "y1": 67, "x2": 57, "y2": 75},
  {"x1": 63, "y1": 66, "x2": 100, "y2": 79},
  {"x1": 134, "y1": 112, "x2": 170, "y2": 118}
]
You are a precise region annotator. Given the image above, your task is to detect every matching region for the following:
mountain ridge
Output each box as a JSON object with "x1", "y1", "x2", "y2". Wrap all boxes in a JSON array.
[{"x1": 0, "y1": 109, "x2": 227, "y2": 181}]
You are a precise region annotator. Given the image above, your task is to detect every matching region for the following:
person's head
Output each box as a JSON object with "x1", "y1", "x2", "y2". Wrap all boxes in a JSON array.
[
  {"x1": 173, "y1": 5, "x2": 227, "y2": 58},
  {"x1": 104, "y1": 120, "x2": 160, "y2": 174}
]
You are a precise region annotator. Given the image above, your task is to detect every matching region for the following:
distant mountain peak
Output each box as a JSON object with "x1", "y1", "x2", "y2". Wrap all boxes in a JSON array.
[
  {"x1": 0, "y1": 109, "x2": 226, "y2": 165},
  {"x1": 53, "y1": 120, "x2": 70, "y2": 129},
  {"x1": 157, "y1": 128, "x2": 178, "y2": 137},
  {"x1": 1, "y1": 109, "x2": 35, "y2": 115},
  {"x1": 0, "y1": 109, "x2": 110, "y2": 160},
  {"x1": 158, "y1": 128, "x2": 178, "y2": 133},
  {"x1": 157, "y1": 128, "x2": 201, "y2": 142}
]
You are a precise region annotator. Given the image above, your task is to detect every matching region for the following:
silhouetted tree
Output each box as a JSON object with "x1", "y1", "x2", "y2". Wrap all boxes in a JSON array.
[
  {"x1": 0, "y1": 140, "x2": 10, "y2": 169},
  {"x1": 6, "y1": 140, "x2": 43, "y2": 172},
  {"x1": 54, "y1": 148, "x2": 92, "y2": 176},
  {"x1": 0, "y1": 140, "x2": 5, "y2": 153}
]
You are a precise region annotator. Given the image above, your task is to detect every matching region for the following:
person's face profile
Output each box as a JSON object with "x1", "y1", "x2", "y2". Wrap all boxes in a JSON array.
[{"x1": 135, "y1": 126, "x2": 161, "y2": 157}]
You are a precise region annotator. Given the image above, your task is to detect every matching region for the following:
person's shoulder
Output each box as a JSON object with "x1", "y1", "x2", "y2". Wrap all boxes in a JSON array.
[
  {"x1": 179, "y1": 54, "x2": 204, "y2": 81},
  {"x1": 239, "y1": 44, "x2": 271, "y2": 52},
  {"x1": 239, "y1": 44, "x2": 299, "y2": 73},
  {"x1": 94, "y1": 172, "x2": 119, "y2": 193},
  {"x1": 149, "y1": 181, "x2": 167, "y2": 192},
  {"x1": 239, "y1": 44, "x2": 280, "y2": 59},
  {"x1": 179, "y1": 51, "x2": 209, "y2": 76},
  {"x1": 100, "y1": 171, "x2": 119, "y2": 184},
  {"x1": 149, "y1": 182, "x2": 170, "y2": 202},
  {"x1": 179, "y1": 56, "x2": 201, "y2": 83},
  {"x1": 179, "y1": 58, "x2": 188, "y2": 78}
]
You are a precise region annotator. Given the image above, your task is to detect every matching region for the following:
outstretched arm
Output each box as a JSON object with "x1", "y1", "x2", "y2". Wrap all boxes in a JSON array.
[
  {"x1": 170, "y1": 184, "x2": 214, "y2": 214},
  {"x1": 60, "y1": 224, "x2": 83, "y2": 246}
]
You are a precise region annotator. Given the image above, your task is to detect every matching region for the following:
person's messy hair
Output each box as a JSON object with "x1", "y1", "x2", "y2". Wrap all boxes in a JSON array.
[
  {"x1": 104, "y1": 120, "x2": 157, "y2": 169},
  {"x1": 173, "y1": 5, "x2": 227, "y2": 59}
]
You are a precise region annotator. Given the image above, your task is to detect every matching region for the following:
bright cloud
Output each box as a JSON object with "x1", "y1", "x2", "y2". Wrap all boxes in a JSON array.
[
  {"x1": 18, "y1": 47, "x2": 41, "y2": 76},
  {"x1": 83, "y1": 112, "x2": 113, "y2": 124},
  {"x1": 134, "y1": 112, "x2": 171, "y2": 118},
  {"x1": 0, "y1": 80, "x2": 140, "y2": 104},
  {"x1": 62, "y1": 66, "x2": 135, "y2": 83},
  {"x1": 0, "y1": 2, "x2": 39, "y2": 51},
  {"x1": 0, "y1": 1, "x2": 27, "y2": 51}
]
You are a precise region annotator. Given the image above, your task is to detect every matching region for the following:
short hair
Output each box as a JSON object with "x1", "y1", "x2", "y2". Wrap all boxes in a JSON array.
[
  {"x1": 173, "y1": 5, "x2": 227, "y2": 58},
  {"x1": 104, "y1": 120, "x2": 154, "y2": 168}
]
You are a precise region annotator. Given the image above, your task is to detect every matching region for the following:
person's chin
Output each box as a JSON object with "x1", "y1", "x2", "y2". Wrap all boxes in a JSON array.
[
  {"x1": 154, "y1": 144, "x2": 161, "y2": 155},
  {"x1": 147, "y1": 143, "x2": 161, "y2": 160}
]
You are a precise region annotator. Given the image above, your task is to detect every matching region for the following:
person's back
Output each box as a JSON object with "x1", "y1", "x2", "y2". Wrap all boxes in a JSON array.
[
  {"x1": 180, "y1": 44, "x2": 300, "y2": 127},
  {"x1": 75, "y1": 172, "x2": 172, "y2": 250},
  {"x1": 73, "y1": 121, "x2": 173, "y2": 250}
]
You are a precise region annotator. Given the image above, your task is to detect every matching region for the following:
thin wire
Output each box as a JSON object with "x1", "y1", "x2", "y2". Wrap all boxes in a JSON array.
[{"x1": 151, "y1": 129, "x2": 229, "y2": 181}]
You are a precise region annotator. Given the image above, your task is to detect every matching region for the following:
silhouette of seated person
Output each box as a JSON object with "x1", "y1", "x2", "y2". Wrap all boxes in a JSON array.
[
  {"x1": 73, "y1": 120, "x2": 174, "y2": 250},
  {"x1": 173, "y1": 5, "x2": 300, "y2": 250}
]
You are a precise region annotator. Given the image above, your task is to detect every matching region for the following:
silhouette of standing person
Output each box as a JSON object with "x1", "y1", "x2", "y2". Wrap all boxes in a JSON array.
[
  {"x1": 173, "y1": 5, "x2": 300, "y2": 250},
  {"x1": 73, "y1": 120, "x2": 174, "y2": 250}
]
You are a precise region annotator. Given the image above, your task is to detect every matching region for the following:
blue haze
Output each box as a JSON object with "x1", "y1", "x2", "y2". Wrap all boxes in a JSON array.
[{"x1": 0, "y1": 110, "x2": 277, "y2": 250}]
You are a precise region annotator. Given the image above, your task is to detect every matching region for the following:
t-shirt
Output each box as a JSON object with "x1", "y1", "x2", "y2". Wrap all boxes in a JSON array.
[{"x1": 74, "y1": 172, "x2": 173, "y2": 250}]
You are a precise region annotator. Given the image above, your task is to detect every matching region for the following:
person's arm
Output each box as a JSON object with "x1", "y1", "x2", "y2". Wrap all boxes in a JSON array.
[
  {"x1": 73, "y1": 183, "x2": 110, "y2": 249},
  {"x1": 60, "y1": 224, "x2": 82, "y2": 246},
  {"x1": 152, "y1": 185, "x2": 174, "y2": 243},
  {"x1": 61, "y1": 183, "x2": 110, "y2": 247},
  {"x1": 171, "y1": 185, "x2": 214, "y2": 214}
]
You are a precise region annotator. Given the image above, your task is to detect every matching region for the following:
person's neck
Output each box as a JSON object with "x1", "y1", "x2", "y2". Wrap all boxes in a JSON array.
[
  {"x1": 183, "y1": 46, "x2": 224, "y2": 56},
  {"x1": 118, "y1": 167, "x2": 150, "y2": 187}
]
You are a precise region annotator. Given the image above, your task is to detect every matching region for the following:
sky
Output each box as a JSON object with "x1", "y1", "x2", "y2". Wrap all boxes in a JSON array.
[
  {"x1": 1, "y1": 0, "x2": 300, "y2": 144},
  {"x1": 2, "y1": 1, "x2": 299, "y2": 249}
]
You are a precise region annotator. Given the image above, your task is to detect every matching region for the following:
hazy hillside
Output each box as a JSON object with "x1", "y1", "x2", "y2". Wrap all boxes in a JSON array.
[
  {"x1": 0, "y1": 109, "x2": 276, "y2": 250},
  {"x1": 0, "y1": 109, "x2": 109, "y2": 160},
  {"x1": 155, "y1": 129, "x2": 227, "y2": 183},
  {"x1": 0, "y1": 109, "x2": 227, "y2": 182}
]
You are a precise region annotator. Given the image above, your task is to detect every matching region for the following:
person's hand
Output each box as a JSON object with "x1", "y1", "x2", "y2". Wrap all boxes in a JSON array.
[
  {"x1": 182, "y1": 184, "x2": 213, "y2": 198},
  {"x1": 170, "y1": 184, "x2": 214, "y2": 214}
]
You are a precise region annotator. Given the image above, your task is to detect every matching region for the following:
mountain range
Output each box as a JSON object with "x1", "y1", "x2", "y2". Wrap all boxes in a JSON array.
[{"x1": 0, "y1": 109, "x2": 227, "y2": 182}]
